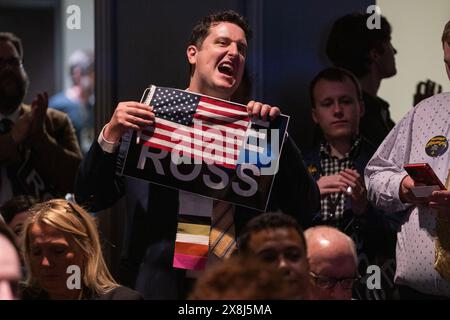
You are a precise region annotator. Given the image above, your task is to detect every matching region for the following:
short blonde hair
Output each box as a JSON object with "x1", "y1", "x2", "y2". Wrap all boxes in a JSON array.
[
  {"x1": 22, "y1": 199, "x2": 119, "y2": 296},
  {"x1": 443, "y1": 20, "x2": 450, "y2": 46}
]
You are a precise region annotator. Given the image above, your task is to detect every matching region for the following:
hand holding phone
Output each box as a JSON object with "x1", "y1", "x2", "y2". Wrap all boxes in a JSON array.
[{"x1": 403, "y1": 163, "x2": 446, "y2": 190}]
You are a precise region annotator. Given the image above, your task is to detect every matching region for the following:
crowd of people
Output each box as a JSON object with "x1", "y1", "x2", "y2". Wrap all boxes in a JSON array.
[{"x1": 1, "y1": 9, "x2": 450, "y2": 300}]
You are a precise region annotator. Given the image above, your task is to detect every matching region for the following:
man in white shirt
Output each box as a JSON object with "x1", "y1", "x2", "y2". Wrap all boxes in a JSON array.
[{"x1": 365, "y1": 20, "x2": 450, "y2": 299}]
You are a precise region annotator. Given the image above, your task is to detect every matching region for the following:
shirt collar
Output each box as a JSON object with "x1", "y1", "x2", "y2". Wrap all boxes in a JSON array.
[{"x1": 320, "y1": 136, "x2": 361, "y2": 160}]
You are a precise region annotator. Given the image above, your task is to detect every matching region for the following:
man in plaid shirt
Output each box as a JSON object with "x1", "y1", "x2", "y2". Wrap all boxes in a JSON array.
[{"x1": 303, "y1": 67, "x2": 400, "y2": 300}]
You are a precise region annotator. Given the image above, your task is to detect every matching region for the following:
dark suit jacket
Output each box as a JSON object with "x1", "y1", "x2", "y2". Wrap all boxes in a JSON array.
[
  {"x1": 0, "y1": 104, "x2": 82, "y2": 199},
  {"x1": 75, "y1": 134, "x2": 319, "y2": 299},
  {"x1": 360, "y1": 92, "x2": 396, "y2": 148}
]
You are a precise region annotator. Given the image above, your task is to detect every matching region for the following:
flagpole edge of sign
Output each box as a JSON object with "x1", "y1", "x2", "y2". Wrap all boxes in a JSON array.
[{"x1": 116, "y1": 86, "x2": 155, "y2": 177}]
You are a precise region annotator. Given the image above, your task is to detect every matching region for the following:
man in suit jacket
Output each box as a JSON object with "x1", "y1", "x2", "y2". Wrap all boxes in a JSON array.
[
  {"x1": 75, "y1": 10, "x2": 319, "y2": 299},
  {"x1": 303, "y1": 67, "x2": 400, "y2": 299},
  {"x1": 0, "y1": 32, "x2": 82, "y2": 205}
]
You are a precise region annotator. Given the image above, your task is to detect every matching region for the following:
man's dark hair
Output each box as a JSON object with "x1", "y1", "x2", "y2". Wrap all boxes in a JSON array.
[
  {"x1": 0, "y1": 32, "x2": 23, "y2": 61},
  {"x1": 189, "y1": 10, "x2": 251, "y2": 48},
  {"x1": 0, "y1": 195, "x2": 36, "y2": 224},
  {"x1": 309, "y1": 67, "x2": 363, "y2": 108},
  {"x1": 326, "y1": 13, "x2": 392, "y2": 78},
  {"x1": 189, "y1": 255, "x2": 298, "y2": 299},
  {"x1": 239, "y1": 212, "x2": 306, "y2": 253},
  {"x1": 443, "y1": 20, "x2": 450, "y2": 46}
]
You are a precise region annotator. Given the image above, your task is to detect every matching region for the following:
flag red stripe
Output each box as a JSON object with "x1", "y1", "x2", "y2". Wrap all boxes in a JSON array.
[
  {"x1": 143, "y1": 124, "x2": 244, "y2": 153},
  {"x1": 193, "y1": 113, "x2": 247, "y2": 130},
  {"x1": 143, "y1": 120, "x2": 247, "y2": 140},
  {"x1": 197, "y1": 104, "x2": 249, "y2": 121},
  {"x1": 200, "y1": 96, "x2": 247, "y2": 112},
  {"x1": 145, "y1": 131, "x2": 239, "y2": 159}
]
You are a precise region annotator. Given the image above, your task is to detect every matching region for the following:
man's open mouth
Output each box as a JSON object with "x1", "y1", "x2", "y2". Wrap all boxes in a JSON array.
[{"x1": 218, "y1": 62, "x2": 234, "y2": 77}]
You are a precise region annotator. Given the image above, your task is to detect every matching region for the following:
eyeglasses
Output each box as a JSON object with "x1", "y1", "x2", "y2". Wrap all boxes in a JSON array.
[
  {"x1": 0, "y1": 57, "x2": 23, "y2": 69},
  {"x1": 309, "y1": 271, "x2": 360, "y2": 290}
]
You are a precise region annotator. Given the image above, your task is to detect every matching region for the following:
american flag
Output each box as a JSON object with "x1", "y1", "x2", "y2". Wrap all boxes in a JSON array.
[{"x1": 140, "y1": 86, "x2": 262, "y2": 169}]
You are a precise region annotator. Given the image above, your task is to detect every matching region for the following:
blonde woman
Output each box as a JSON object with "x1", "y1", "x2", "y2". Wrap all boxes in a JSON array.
[{"x1": 20, "y1": 199, "x2": 142, "y2": 300}]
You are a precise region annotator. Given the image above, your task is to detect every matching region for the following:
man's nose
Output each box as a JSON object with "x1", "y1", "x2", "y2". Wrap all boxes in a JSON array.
[
  {"x1": 41, "y1": 255, "x2": 51, "y2": 267},
  {"x1": 278, "y1": 256, "x2": 290, "y2": 273},
  {"x1": 228, "y1": 42, "x2": 239, "y2": 57},
  {"x1": 332, "y1": 102, "x2": 344, "y2": 115}
]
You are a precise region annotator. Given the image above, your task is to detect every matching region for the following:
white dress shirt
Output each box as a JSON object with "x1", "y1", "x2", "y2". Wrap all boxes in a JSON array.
[{"x1": 365, "y1": 92, "x2": 450, "y2": 297}]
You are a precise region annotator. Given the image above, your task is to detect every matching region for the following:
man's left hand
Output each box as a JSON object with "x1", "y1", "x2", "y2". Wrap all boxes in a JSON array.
[
  {"x1": 428, "y1": 190, "x2": 450, "y2": 212},
  {"x1": 338, "y1": 168, "x2": 368, "y2": 215},
  {"x1": 29, "y1": 92, "x2": 49, "y2": 139}
]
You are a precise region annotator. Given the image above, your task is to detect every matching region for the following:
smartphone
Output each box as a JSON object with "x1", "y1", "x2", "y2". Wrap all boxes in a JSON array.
[{"x1": 403, "y1": 163, "x2": 447, "y2": 190}]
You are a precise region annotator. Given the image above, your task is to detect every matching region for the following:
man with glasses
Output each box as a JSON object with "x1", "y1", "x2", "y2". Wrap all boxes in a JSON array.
[
  {"x1": 0, "y1": 32, "x2": 81, "y2": 205},
  {"x1": 305, "y1": 225, "x2": 359, "y2": 300}
]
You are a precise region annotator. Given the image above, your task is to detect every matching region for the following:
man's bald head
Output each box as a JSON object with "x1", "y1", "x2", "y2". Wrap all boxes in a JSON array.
[
  {"x1": 304, "y1": 226, "x2": 358, "y2": 300},
  {"x1": 305, "y1": 226, "x2": 357, "y2": 265}
]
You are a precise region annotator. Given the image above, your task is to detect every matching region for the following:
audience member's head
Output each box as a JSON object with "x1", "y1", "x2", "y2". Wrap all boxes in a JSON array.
[
  {"x1": 326, "y1": 13, "x2": 396, "y2": 80},
  {"x1": 239, "y1": 212, "x2": 309, "y2": 298},
  {"x1": 309, "y1": 67, "x2": 364, "y2": 141},
  {"x1": 21, "y1": 199, "x2": 118, "y2": 299},
  {"x1": 68, "y1": 49, "x2": 94, "y2": 97},
  {"x1": 0, "y1": 220, "x2": 21, "y2": 300},
  {"x1": 189, "y1": 255, "x2": 297, "y2": 299},
  {"x1": 443, "y1": 20, "x2": 450, "y2": 80},
  {"x1": 0, "y1": 32, "x2": 29, "y2": 115},
  {"x1": 305, "y1": 226, "x2": 358, "y2": 300},
  {"x1": 0, "y1": 195, "x2": 36, "y2": 245},
  {"x1": 187, "y1": 10, "x2": 251, "y2": 97}
]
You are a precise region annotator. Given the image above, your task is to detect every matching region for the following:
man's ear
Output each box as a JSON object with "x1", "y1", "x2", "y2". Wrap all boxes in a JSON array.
[
  {"x1": 187, "y1": 45, "x2": 198, "y2": 65},
  {"x1": 369, "y1": 47, "x2": 381, "y2": 63},
  {"x1": 311, "y1": 108, "x2": 319, "y2": 124},
  {"x1": 359, "y1": 100, "x2": 365, "y2": 118}
]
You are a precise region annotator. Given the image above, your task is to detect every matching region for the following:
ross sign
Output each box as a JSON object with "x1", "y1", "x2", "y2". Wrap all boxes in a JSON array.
[{"x1": 116, "y1": 86, "x2": 289, "y2": 211}]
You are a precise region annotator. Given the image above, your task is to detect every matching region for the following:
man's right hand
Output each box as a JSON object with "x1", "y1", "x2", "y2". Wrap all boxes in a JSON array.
[
  {"x1": 317, "y1": 174, "x2": 348, "y2": 198},
  {"x1": 103, "y1": 102, "x2": 155, "y2": 143}
]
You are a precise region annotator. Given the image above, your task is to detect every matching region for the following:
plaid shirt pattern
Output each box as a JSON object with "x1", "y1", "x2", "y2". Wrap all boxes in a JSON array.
[{"x1": 319, "y1": 138, "x2": 361, "y2": 222}]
